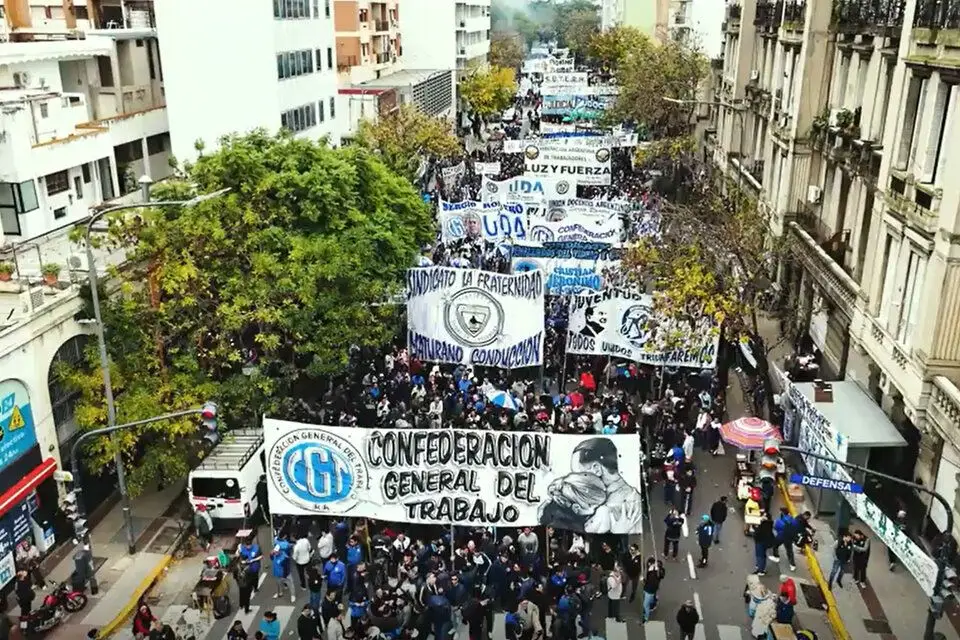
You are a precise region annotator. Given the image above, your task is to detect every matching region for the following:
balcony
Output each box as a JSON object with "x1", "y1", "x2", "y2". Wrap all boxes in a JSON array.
[
  {"x1": 914, "y1": 0, "x2": 960, "y2": 29},
  {"x1": 783, "y1": 1, "x2": 806, "y2": 29},
  {"x1": 375, "y1": 53, "x2": 392, "y2": 65},
  {"x1": 727, "y1": 4, "x2": 742, "y2": 20},
  {"x1": 754, "y1": 1, "x2": 783, "y2": 32},
  {"x1": 374, "y1": 20, "x2": 390, "y2": 32},
  {"x1": 87, "y1": 2, "x2": 156, "y2": 36},
  {"x1": 457, "y1": 15, "x2": 490, "y2": 32},
  {"x1": 928, "y1": 377, "x2": 960, "y2": 454},
  {"x1": 338, "y1": 56, "x2": 359, "y2": 72},
  {"x1": 833, "y1": 0, "x2": 905, "y2": 34},
  {"x1": 786, "y1": 220, "x2": 859, "y2": 321}
]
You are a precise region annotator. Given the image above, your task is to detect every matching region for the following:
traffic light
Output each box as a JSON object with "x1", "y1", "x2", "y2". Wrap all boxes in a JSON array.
[
  {"x1": 931, "y1": 565, "x2": 958, "y2": 618},
  {"x1": 200, "y1": 401, "x2": 220, "y2": 447},
  {"x1": 62, "y1": 490, "x2": 88, "y2": 542},
  {"x1": 758, "y1": 438, "x2": 780, "y2": 482}
]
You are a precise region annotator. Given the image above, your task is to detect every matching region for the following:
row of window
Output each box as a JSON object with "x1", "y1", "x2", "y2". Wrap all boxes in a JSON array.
[
  {"x1": 274, "y1": 0, "x2": 330, "y2": 19},
  {"x1": 280, "y1": 98, "x2": 337, "y2": 133},
  {"x1": 277, "y1": 48, "x2": 335, "y2": 80}
]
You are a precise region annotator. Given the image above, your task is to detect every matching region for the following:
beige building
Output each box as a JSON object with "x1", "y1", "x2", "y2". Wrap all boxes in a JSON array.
[
  {"x1": 334, "y1": 0, "x2": 402, "y2": 85},
  {"x1": 708, "y1": 0, "x2": 960, "y2": 541}
]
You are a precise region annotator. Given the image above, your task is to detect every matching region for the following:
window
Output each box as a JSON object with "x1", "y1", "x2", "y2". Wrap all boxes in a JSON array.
[
  {"x1": 53, "y1": 206, "x2": 66, "y2": 219},
  {"x1": 281, "y1": 103, "x2": 317, "y2": 133},
  {"x1": 74, "y1": 176, "x2": 83, "y2": 199},
  {"x1": 277, "y1": 49, "x2": 316, "y2": 80},
  {"x1": 319, "y1": 100, "x2": 325, "y2": 123},
  {"x1": 45, "y1": 170, "x2": 69, "y2": 196},
  {"x1": 325, "y1": 0, "x2": 331, "y2": 17},
  {"x1": 878, "y1": 234, "x2": 898, "y2": 324},
  {"x1": 74, "y1": 5, "x2": 88, "y2": 19},
  {"x1": 81, "y1": 163, "x2": 91, "y2": 183},
  {"x1": 922, "y1": 81, "x2": 955, "y2": 184},
  {"x1": 327, "y1": 47, "x2": 333, "y2": 70},
  {"x1": 896, "y1": 75, "x2": 925, "y2": 170},
  {"x1": 147, "y1": 132, "x2": 169, "y2": 155},
  {"x1": 316, "y1": 49, "x2": 323, "y2": 70},
  {"x1": 330, "y1": 96, "x2": 336, "y2": 118},
  {"x1": 275, "y1": 0, "x2": 313, "y2": 19},
  {"x1": 135, "y1": 39, "x2": 144, "y2": 47},
  {"x1": 48, "y1": 335, "x2": 91, "y2": 444},
  {"x1": 96, "y1": 56, "x2": 114, "y2": 87},
  {"x1": 313, "y1": 0, "x2": 319, "y2": 18},
  {"x1": 191, "y1": 477, "x2": 241, "y2": 500},
  {"x1": 38, "y1": 102, "x2": 48, "y2": 118},
  {"x1": 896, "y1": 250, "x2": 926, "y2": 347}
]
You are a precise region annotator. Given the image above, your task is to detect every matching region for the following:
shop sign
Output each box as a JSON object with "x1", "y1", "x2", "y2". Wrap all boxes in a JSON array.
[
  {"x1": 0, "y1": 380, "x2": 38, "y2": 469},
  {"x1": 786, "y1": 379, "x2": 939, "y2": 596},
  {"x1": 0, "y1": 552, "x2": 13, "y2": 589}
]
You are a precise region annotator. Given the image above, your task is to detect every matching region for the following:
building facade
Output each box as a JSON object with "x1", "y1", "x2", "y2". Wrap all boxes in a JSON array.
[
  {"x1": 399, "y1": 0, "x2": 490, "y2": 74},
  {"x1": 708, "y1": 0, "x2": 960, "y2": 541},
  {"x1": 155, "y1": 0, "x2": 342, "y2": 166},
  {"x1": 333, "y1": 0, "x2": 402, "y2": 86}
]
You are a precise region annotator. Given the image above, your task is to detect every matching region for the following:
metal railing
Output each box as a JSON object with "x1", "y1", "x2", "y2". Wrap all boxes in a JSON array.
[
  {"x1": 833, "y1": 0, "x2": 905, "y2": 31},
  {"x1": 913, "y1": 0, "x2": 960, "y2": 29},
  {"x1": 374, "y1": 19, "x2": 389, "y2": 31},
  {"x1": 783, "y1": 0, "x2": 806, "y2": 24},
  {"x1": 754, "y1": 0, "x2": 783, "y2": 30},
  {"x1": 727, "y1": 4, "x2": 742, "y2": 19}
]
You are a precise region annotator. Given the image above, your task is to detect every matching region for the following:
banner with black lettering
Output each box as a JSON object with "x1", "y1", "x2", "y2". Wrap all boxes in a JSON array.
[
  {"x1": 512, "y1": 241, "x2": 623, "y2": 295},
  {"x1": 407, "y1": 267, "x2": 545, "y2": 368},
  {"x1": 524, "y1": 145, "x2": 612, "y2": 186},
  {"x1": 527, "y1": 215, "x2": 622, "y2": 244},
  {"x1": 264, "y1": 419, "x2": 643, "y2": 533},
  {"x1": 475, "y1": 162, "x2": 501, "y2": 176},
  {"x1": 438, "y1": 200, "x2": 528, "y2": 242},
  {"x1": 481, "y1": 175, "x2": 573, "y2": 202},
  {"x1": 504, "y1": 134, "x2": 637, "y2": 154},
  {"x1": 441, "y1": 162, "x2": 466, "y2": 181},
  {"x1": 566, "y1": 289, "x2": 720, "y2": 369},
  {"x1": 541, "y1": 72, "x2": 588, "y2": 85}
]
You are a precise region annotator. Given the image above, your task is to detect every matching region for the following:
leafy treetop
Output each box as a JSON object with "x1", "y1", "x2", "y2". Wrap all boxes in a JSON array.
[
  {"x1": 560, "y1": 9, "x2": 601, "y2": 59},
  {"x1": 59, "y1": 130, "x2": 434, "y2": 496},
  {"x1": 587, "y1": 25, "x2": 647, "y2": 71},
  {"x1": 356, "y1": 104, "x2": 461, "y2": 182},
  {"x1": 459, "y1": 66, "x2": 518, "y2": 118},
  {"x1": 490, "y1": 33, "x2": 526, "y2": 70}
]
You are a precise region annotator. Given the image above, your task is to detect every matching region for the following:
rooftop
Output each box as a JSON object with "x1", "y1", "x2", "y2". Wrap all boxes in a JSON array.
[
  {"x1": 793, "y1": 381, "x2": 908, "y2": 449},
  {"x1": 0, "y1": 36, "x2": 116, "y2": 65}
]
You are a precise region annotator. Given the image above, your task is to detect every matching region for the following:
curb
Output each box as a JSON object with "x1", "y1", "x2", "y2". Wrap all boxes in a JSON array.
[
  {"x1": 96, "y1": 553, "x2": 174, "y2": 638},
  {"x1": 777, "y1": 477, "x2": 852, "y2": 640}
]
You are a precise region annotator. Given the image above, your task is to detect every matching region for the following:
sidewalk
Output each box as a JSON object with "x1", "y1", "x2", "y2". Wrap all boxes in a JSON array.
[{"x1": 34, "y1": 481, "x2": 191, "y2": 639}]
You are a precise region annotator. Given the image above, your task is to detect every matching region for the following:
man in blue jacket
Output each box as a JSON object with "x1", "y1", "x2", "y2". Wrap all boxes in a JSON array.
[
  {"x1": 770, "y1": 508, "x2": 798, "y2": 570},
  {"x1": 323, "y1": 553, "x2": 347, "y2": 599},
  {"x1": 345, "y1": 536, "x2": 365, "y2": 593}
]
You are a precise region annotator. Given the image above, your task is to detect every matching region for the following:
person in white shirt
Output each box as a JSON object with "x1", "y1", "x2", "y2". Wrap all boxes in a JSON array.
[
  {"x1": 316, "y1": 530, "x2": 334, "y2": 564},
  {"x1": 292, "y1": 535, "x2": 312, "y2": 590},
  {"x1": 606, "y1": 565, "x2": 624, "y2": 622},
  {"x1": 393, "y1": 533, "x2": 411, "y2": 555},
  {"x1": 682, "y1": 431, "x2": 695, "y2": 462}
]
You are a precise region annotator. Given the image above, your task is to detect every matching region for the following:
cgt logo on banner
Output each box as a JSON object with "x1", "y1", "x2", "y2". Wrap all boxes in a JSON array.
[
  {"x1": 406, "y1": 267, "x2": 545, "y2": 368},
  {"x1": 566, "y1": 289, "x2": 720, "y2": 369},
  {"x1": 481, "y1": 175, "x2": 572, "y2": 202},
  {"x1": 527, "y1": 215, "x2": 622, "y2": 244},
  {"x1": 439, "y1": 203, "x2": 528, "y2": 242},
  {"x1": 264, "y1": 419, "x2": 644, "y2": 533},
  {"x1": 524, "y1": 145, "x2": 612, "y2": 186},
  {"x1": 511, "y1": 241, "x2": 623, "y2": 295}
]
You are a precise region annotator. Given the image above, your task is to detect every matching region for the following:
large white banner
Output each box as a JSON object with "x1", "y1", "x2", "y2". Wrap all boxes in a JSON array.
[
  {"x1": 504, "y1": 134, "x2": 636, "y2": 154},
  {"x1": 512, "y1": 241, "x2": 622, "y2": 295},
  {"x1": 407, "y1": 267, "x2": 545, "y2": 368},
  {"x1": 566, "y1": 289, "x2": 720, "y2": 368},
  {"x1": 528, "y1": 215, "x2": 622, "y2": 244},
  {"x1": 481, "y1": 175, "x2": 573, "y2": 202},
  {"x1": 542, "y1": 72, "x2": 588, "y2": 85},
  {"x1": 539, "y1": 85, "x2": 620, "y2": 96},
  {"x1": 265, "y1": 420, "x2": 643, "y2": 533},
  {"x1": 439, "y1": 201, "x2": 528, "y2": 242},
  {"x1": 524, "y1": 144, "x2": 612, "y2": 186},
  {"x1": 475, "y1": 162, "x2": 501, "y2": 176}
]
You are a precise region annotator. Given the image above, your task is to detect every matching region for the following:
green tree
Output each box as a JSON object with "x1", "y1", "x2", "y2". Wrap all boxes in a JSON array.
[
  {"x1": 490, "y1": 33, "x2": 525, "y2": 70},
  {"x1": 459, "y1": 66, "x2": 518, "y2": 117},
  {"x1": 560, "y1": 10, "x2": 600, "y2": 59},
  {"x1": 609, "y1": 39, "x2": 707, "y2": 138},
  {"x1": 59, "y1": 130, "x2": 434, "y2": 495},
  {"x1": 356, "y1": 104, "x2": 462, "y2": 182},
  {"x1": 587, "y1": 25, "x2": 646, "y2": 71}
]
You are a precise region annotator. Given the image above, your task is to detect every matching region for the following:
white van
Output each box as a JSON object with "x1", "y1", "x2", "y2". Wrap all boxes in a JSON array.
[{"x1": 187, "y1": 429, "x2": 265, "y2": 529}]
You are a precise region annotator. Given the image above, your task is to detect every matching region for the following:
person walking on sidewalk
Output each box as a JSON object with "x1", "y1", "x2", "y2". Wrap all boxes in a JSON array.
[
  {"x1": 259, "y1": 610, "x2": 281, "y2": 640},
  {"x1": 889, "y1": 510, "x2": 907, "y2": 571},
  {"x1": 678, "y1": 468, "x2": 697, "y2": 515},
  {"x1": 621, "y1": 544, "x2": 644, "y2": 603},
  {"x1": 851, "y1": 529, "x2": 871, "y2": 587},
  {"x1": 237, "y1": 564, "x2": 255, "y2": 614},
  {"x1": 14, "y1": 570, "x2": 33, "y2": 617},
  {"x1": 292, "y1": 533, "x2": 312, "y2": 590},
  {"x1": 827, "y1": 532, "x2": 853, "y2": 590},
  {"x1": 696, "y1": 515, "x2": 714, "y2": 568},
  {"x1": 641, "y1": 557, "x2": 665, "y2": 623},
  {"x1": 710, "y1": 496, "x2": 729, "y2": 544},
  {"x1": 676, "y1": 601, "x2": 700, "y2": 640},
  {"x1": 754, "y1": 512, "x2": 774, "y2": 576},
  {"x1": 769, "y1": 508, "x2": 798, "y2": 571},
  {"x1": 237, "y1": 536, "x2": 263, "y2": 594},
  {"x1": 297, "y1": 605, "x2": 322, "y2": 640},
  {"x1": 663, "y1": 509, "x2": 684, "y2": 560},
  {"x1": 605, "y1": 565, "x2": 625, "y2": 623},
  {"x1": 193, "y1": 504, "x2": 213, "y2": 551},
  {"x1": 271, "y1": 534, "x2": 296, "y2": 602}
]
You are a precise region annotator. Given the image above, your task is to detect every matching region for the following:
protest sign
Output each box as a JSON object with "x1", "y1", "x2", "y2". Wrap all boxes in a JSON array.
[
  {"x1": 406, "y1": 267, "x2": 545, "y2": 368},
  {"x1": 539, "y1": 85, "x2": 620, "y2": 96},
  {"x1": 441, "y1": 162, "x2": 465, "y2": 181},
  {"x1": 504, "y1": 134, "x2": 636, "y2": 154},
  {"x1": 512, "y1": 241, "x2": 622, "y2": 295},
  {"x1": 540, "y1": 122, "x2": 579, "y2": 134},
  {"x1": 527, "y1": 216, "x2": 622, "y2": 244},
  {"x1": 439, "y1": 202, "x2": 528, "y2": 242},
  {"x1": 542, "y1": 72, "x2": 588, "y2": 85},
  {"x1": 542, "y1": 95, "x2": 615, "y2": 119},
  {"x1": 481, "y1": 175, "x2": 573, "y2": 202},
  {"x1": 475, "y1": 162, "x2": 501, "y2": 176},
  {"x1": 264, "y1": 419, "x2": 643, "y2": 533},
  {"x1": 566, "y1": 289, "x2": 720, "y2": 368},
  {"x1": 524, "y1": 144, "x2": 612, "y2": 186}
]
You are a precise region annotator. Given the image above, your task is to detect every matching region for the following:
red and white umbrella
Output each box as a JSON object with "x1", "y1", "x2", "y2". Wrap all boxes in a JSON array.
[{"x1": 719, "y1": 416, "x2": 782, "y2": 450}]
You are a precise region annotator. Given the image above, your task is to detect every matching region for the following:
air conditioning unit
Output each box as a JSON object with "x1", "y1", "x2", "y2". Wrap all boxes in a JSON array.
[
  {"x1": 750, "y1": 69, "x2": 760, "y2": 81},
  {"x1": 807, "y1": 185, "x2": 822, "y2": 204},
  {"x1": 17, "y1": 288, "x2": 45, "y2": 315},
  {"x1": 12, "y1": 72, "x2": 28, "y2": 87}
]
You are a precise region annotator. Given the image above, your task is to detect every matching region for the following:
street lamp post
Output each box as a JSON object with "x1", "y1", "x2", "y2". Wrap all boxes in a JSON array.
[
  {"x1": 69, "y1": 407, "x2": 209, "y2": 593},
  {"x1": 83, "y1": 183, "x2": 229, "y2": 555}
]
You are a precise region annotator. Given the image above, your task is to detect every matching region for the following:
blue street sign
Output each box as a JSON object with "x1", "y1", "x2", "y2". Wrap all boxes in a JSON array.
[{"x1": 790, "y1": 473, "x2": 864, "y2": 494}]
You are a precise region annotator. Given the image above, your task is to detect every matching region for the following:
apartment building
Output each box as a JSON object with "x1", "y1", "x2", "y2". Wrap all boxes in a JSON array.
[
  {"x1": 0, "y1": 0, "x2": 170, "y2": 247},
  {"x1": 333, "y1": 0, "x2": 401, "y2": 86},
  {"x1": 708, "y1": 0, "x2": 960, "y2": 541},
  {"x1": 400, "y1": 0, "x2": 490, "y2": 74},
  {"x1": 154, "y1": 0, "x2": 342, "y2": 166}
]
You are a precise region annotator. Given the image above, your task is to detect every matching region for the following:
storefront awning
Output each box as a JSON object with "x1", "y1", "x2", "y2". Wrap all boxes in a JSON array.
[
  {"x1": 0, "y1": 458, "x2": 56, "y2": 518},
  {"x1": 793, "y1": 381, "x2": 907, "y2": 448}
]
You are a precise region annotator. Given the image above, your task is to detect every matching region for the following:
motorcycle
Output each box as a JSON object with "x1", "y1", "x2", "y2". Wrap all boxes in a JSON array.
[{"x1": 19, "y1": 580, "x2": 89, "y2": 635}]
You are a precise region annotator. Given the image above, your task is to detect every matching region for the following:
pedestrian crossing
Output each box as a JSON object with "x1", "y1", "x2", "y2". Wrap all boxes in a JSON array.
[{"x1": 186, "y1": 604, "x2": 754, "y2": 640}]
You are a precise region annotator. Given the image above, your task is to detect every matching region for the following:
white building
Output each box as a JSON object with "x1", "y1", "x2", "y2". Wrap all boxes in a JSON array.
[
  {"x1": 400, "y1": 0, "x2": 490, "y2": 75},
  {"x1": 708, "y1": 0, "x2": 960, "y2": 543},
  {"x1": 154, "y1": 0, "x2": 342, "y2": 166}
]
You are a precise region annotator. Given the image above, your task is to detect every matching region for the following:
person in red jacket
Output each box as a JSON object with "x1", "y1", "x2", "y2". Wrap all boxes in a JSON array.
[
  {"x1": 779, "y1": 575, "x2": 797, "y2": 605},
  {"x1": 579, "y1": 370, "x2": 596, "y2": 394}
]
